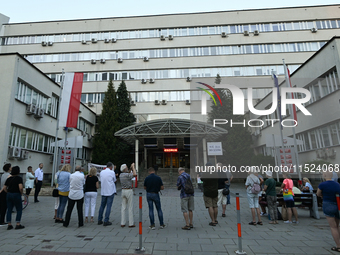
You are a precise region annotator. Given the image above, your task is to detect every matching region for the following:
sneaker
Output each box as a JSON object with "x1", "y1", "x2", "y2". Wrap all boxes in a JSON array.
[
  {"x1": 98, "y1": 220, "x2": 103, "y2": 225},
  {"x1": 7, "y1": 225, "x2": 13, "y2": 230},
  {"x1": 292, "y1": 220, "x2": 299, "y2": 224},
  {"x1": 15, "y1": 225, "x2": 25, "y2": 230},
  {"x1": 284, "y1": 220, "x2": 292, "y2": 224},
  {"x1": 160, "y1": 224, "x2": 167, "y2": 229},
  {"x1": 260, "y1": 212, "x2": 267, "y2": 216},
  {"x1": 103, "y1": 221, "x2": 112, "y2": 226},
  {"x1": 149, "y1": 225, "x2": 155, "y2": 230}
]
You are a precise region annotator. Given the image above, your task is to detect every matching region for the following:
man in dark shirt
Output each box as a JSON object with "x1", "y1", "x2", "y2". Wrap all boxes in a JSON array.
[
  {"x1": 201, "y1": 163, "x2": 219, "y2": 226},
  {"x1": 144, "y1": 167, "x2": 166, "y2": 230}
]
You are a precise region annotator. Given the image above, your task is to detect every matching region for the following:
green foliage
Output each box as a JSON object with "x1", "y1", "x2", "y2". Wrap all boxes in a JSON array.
[{"x1": 208, "y1": 74, "x2": 254, "y2": 167}]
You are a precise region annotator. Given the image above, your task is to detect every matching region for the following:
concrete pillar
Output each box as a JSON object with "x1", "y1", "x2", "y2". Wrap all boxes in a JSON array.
[
  {"x1": 203, "y1": 137, "x2": 207, "y2": 166},
  {"x1": 144, "y1": 147, "x2": 147, "y2": 170},
  {"x1": 196, "y1": 146, "x2": 199, "y2": 166},
  {"x1": 135, "y1": 139, "x2": 139, "y2": 178}
]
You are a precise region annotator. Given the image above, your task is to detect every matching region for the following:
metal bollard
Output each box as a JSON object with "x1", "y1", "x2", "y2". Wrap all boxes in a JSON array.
[
  {"x1": 336, "y1": 194, "x2": 340, "y2": 218},
  {"x1": 136, "y1": 192, "x2": 145, "y2": 252},
  {"x1": 235, "y1": 193, "x2": 246, "y2": 255}
]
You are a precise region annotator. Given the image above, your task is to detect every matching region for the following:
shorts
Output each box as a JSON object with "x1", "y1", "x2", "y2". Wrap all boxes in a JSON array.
[
  {"x1": 217, "y1": 189, "x2": 227, "y2": 206},
  {"x1": 323, "y1": 201, "x2": 340, "y2": 219},
  {"x1": 25, "y1": 188, "x2": 32, "y2": 196},
  {"x1": 181, "y1": 196, "x2": 194, "y2": 212},
  {"x1": 285, "y1": 200, "x2": 295, "y2": 208},
  {"x1": 247, "y1": 193, "x2": 259, "y2": 208},
  {"x1": 203, "y1": 195, "x2": 218, "y2": 208}
]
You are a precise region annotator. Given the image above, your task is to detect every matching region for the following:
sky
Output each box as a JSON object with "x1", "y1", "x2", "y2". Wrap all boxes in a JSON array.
[{"x1": 1, "y1": 0, "x2": 339, "y2": 23}]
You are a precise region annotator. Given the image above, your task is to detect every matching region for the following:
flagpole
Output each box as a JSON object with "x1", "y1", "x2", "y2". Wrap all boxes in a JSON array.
[
  {"x1": 51, "y1": 69, "x2": 65, "y2": 187},
  {"x1": 272, "y1": 71, "x2": 288, "y2": 176},
  {"x1": 272, "y1": 134, "x2": 280, "y2": 182},
  {"x1": 282, "y1": 59, "x2": 301, "y2": 181}
]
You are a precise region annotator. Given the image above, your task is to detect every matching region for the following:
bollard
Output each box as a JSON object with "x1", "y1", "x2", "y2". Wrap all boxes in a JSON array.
[
  {"x1": 235, "y1": 193, "x2": 246, "y2": 255},
  {"x1": 136, "y1": 192, "x2": 145, "y2": 252},
  {"x1": 336, "y1": 194, "x2": 340, "y2": 218}
]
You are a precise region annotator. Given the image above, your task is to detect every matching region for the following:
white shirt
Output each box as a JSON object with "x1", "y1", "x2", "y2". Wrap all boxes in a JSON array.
[
  {"x1": 68, "y1": 171, "x2": 85, "y2": 200},
  {"x1": 25, "y1": 172, "x2": 35, "y2": 188},
  {"x1": 35, "y1": 168, "x2": 44, "y2": 181},
  {"x1": 100, "y1": 168, "x2": 116, "y2": 196}
]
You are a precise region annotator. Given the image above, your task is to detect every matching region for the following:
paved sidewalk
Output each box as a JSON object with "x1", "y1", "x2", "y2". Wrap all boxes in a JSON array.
[{"x1": 0, "y1": 184, "x2": 337, "y2": 255}]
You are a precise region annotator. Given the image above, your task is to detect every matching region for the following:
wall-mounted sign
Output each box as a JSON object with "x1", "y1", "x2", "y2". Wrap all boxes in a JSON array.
[{"x1": 164, "y1": 148, "x2": 178, "y2": 152}]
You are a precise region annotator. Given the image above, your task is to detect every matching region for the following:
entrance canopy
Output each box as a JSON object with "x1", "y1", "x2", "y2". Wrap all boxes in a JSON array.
[{"x1": 114, "y1": 118, "x2": 227, "y2": 144}]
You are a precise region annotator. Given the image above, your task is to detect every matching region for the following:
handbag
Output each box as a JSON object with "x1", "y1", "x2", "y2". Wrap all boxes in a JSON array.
[
  {"x1": 222, "y1": 187, "x2": 230, "y2": 196},
  {"x1": 52, "y1": 188, "x2": 59, "y2": 197}
]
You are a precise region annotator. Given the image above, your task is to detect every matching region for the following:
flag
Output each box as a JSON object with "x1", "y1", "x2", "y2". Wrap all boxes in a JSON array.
[
  {"x1": 59, "y1": 72, "x2": 84, "y2": 128},
  {"x1": 287, "y1": 68, "x2": 298, "y2": 123},
  {"x1": 273, "y1": 74, "x2": 283, "y2": 130}
]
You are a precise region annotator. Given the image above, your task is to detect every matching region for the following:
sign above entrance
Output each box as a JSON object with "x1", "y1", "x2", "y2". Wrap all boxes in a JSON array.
[{"x1": 164, "y1": 148, "x2": 178, "y2": 152}]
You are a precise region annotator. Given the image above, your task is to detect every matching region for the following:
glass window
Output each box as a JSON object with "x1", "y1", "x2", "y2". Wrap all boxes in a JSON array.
[
  {"x1": 81, "y1": 94, "x2": 86, "y2": 103},
  {"x1": 88, "y1": 94, "x2": 94, "y2": 102},
  {"x1": 309, "y1": 131, "x2": 318, "y2": 149},
  {"x1": 330, "y1": 124, "x2": 339, "y2": 145},
  {"x1": 321, "y1": 127, "x2": 331, "y2": 147},
  {"x1": 320, "y1": 78, "x2": 329, "y2": 96},
  {"x1": 19, "y1": 129, "x2": 26, "y2": 148}
]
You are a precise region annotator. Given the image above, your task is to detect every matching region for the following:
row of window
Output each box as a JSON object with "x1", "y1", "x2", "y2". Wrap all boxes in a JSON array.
[
  {"x1": 78, "y1": 118, "x2": 93, "y2": 134},
  {"x1": 296, "y1": 121, "x2": 340, "y2": 152},
  {"x1": 25, "y1": 41, "x2": 326, "y2": 64},
  {"x1": 8, "y1": 125, "x2": 55, "y2": 153},
  {"x1": 47, "y1": 64, "x2": 300, "y2": 83},
  {"x1": 15, "y1": 81, "x2": 59, "y2": 118},
  {"x1": 2, "y1": 19, "x2": 339, "y2": 45}
]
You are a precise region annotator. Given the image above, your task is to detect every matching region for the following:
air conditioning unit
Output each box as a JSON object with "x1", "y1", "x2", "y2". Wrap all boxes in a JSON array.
[
  {"x1": 311, "y1": 27, "x2": 317, "y2": 33},
  {"x1": 91, "y1": 38, "x2": 98, "y2": 43},
  {"x1": 162, "y1": 100, "x2": 167, "y2": 105},
  {"x1": 91, "y1": 59, "x2": 96, "y2": 64},
  {"x1": 100, "y1": 59, "x2": 106, "y2": 64},
  {"x1": 141, "y1": 79, "x2": 147, "y2": 84},
  {"x1": 12, "y1": 147, "x2": 21, "y2": 158},
  {"x1": 254, "y1": 30, "x2": 259, "y2": 36},
  {"x1": 186, "y1": 77, "x2": 192, "y2": 82},
  {"x1": 88, "y1": 102, "x2": 94, "y2": 107},
  {"x1": 104, "y1": 38, "x2": 110, "y2": 43},
  {"x1": 221, "y1": 32, "x2": 227, "y2": 38},
  {"x1": 81, "y1": 40, "x2": 87, "y2": 44},
  {"x1": 49, "y1": 154, "x2": 54, "y2": 163},
  {"x1": 326, "y1": 148, "x2": 336, "y2": 159},
  {"x1": 143, "y1": 57, "x2": 149, "y2": 62},
  {"x1": 243, "y1": 30, "x2": 249, "y2": 36},
  {"x1": 168, "y1": 35, "x2": 174, "y2": 40},
  {"x1": 160, "y1": 35, "x2": 165, "y2": 41},
  {"x1": 20, "y1": 149, "x2": 29, "y2": 160},
  {"x1": 112, "y1": 38, "x2": 117, "y2": 43},
  {"x1": 26, "y1": 104, "x2": 37, "y2": 115},
  {"x1": 48, "y1": 41, "x2": 53, "y2": 46},
  {"x1": 130, "y1": 100, "x2": 136, "y2": 106},
  {"x1": 34, "y1": 107, "x2": 44, "y2": 119},
  {"x1": 149, "y1": 78, "x2": 155, "y2": 83},
  {"x1": 185, "y1": 100, "x2": 191, "y2": 105},
  {"x1": 41, "y1": 41, "x2": 47, "y2": 46},
  {"x1": 155, "y1": 100, "x2": 160, "y2": 105},
  {"x1": 117, "y1": 58, "x2": 123, "y2": 63}
]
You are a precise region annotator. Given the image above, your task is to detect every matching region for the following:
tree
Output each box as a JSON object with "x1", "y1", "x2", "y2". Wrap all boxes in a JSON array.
[
  {"x1": 208, "y1": 74, "x2": 254, "y2": 167},
  {"x1": 92, "y1": 79, "x2": 120, "y2": 164}
]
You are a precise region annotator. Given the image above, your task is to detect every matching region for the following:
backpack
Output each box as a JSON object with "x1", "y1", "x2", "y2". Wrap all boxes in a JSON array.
[
  {"x1": 249, "y1": 175, "x2": 261, "y2": 194},
  {"x1": 184, "y1": 176, "x2": 194, "y2": 195}
]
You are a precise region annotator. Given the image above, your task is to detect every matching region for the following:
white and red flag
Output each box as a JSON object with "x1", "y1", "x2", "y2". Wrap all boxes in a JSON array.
[{"x1": 59, "y1": 72, "x2": 84, "y2": 128}]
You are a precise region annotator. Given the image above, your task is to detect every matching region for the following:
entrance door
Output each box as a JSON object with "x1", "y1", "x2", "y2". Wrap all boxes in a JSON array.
[{"x1": 164, "y1": 152, "x2": 179, "y2": 168}]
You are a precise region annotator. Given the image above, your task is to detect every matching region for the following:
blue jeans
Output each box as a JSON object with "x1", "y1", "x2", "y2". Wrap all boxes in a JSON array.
[
  {"x1": 6, "y1": 193, "x2": 22, "y2": 223},
  {"x1": 57, "y1": 195, "x2": 68, "y2": 219},
  {"x1": 226, "y1": 184, "x2": 231, "y2": 204},
  {"x1": 98, "y1": 193, "x2": 114, "y2": 222},
  {"x1": 147, "y1": 192, "x2": 164, "y2": 226}
]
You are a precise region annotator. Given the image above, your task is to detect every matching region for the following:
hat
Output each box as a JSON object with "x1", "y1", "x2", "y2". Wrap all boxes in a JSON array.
[
  {"x1": 120, "y1": 164, "x2": 127, "y2": 171},
  {"x1": 266, "y1": 171, "x2": 273, "y2": 177}
]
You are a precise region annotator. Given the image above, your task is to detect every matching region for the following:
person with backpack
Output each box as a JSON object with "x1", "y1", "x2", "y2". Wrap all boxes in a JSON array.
[
  {"x1": 177, "y1": 167, "x2": 194, "y2": 230},
  {"x1": 245, "y1": 168, "x2": 262, "y2": 225}
]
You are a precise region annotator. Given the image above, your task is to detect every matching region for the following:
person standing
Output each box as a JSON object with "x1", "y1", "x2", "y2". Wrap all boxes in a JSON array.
[
  {"x1": 263, "y1": 171, "x2": 278, "y2": 224},
  {"x1": 119, "y1": 163, "x2": 137, "y2": 228},
  {"x1": 0, "y1": 164, "x2": 11, "y2": 225},
  {"x1": 55, "y1": 164, "x2": 71, "y2": 223},
  {"x1": 226, "y1": 170, "x2": 233, "y2": 205},
  {"x1": 281, "y1": 173, "x2": 298, "y2": 224},
  {"x1": 97, "y1": 162, "x2": 116, "y2": 226},
  {"x1": 84, "y1": 167, "x2": 99, "y2": 223},
  {"x1": 201, "y1": 163, "x2": 219, "y2": 226},
  {"x1": 177, "y1": 167, "x2": 194, "y2": 230},
  {"x1": 245, "y1": 170, "x2": 262, "y2": 225},
  {"x1": 144, "y1": 167, "x2": 166, "y2": 230},
  {"x1": 4, "y1": 166, "x2": 25, "y2": 230},
  {"x1": 34, "y1": 163, "x2": 43, "y2": 203},
  {"x1": 24, "y1": 166, "x2": 35, "y2": 204},
  {"x1": 63, "y1": 166, "x2": 85, "y2": 227}
]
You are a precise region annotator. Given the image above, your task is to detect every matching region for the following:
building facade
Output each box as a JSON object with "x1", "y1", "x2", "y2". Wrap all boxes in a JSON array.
[{"x1": 0, "y1": 53, "x2": 96, "y2": 178}]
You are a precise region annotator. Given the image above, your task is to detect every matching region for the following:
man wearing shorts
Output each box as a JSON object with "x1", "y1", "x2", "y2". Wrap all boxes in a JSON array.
[{"x1": 177, "y1": 167, "x2": 194, "y2": 230}]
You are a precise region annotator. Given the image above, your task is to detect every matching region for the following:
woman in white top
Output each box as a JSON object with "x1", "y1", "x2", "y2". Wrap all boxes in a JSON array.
[{"x1": 24, "y1": 166, "x2": 35, "y2": 203}]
